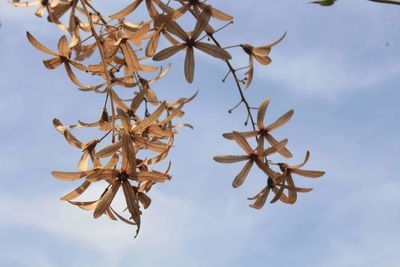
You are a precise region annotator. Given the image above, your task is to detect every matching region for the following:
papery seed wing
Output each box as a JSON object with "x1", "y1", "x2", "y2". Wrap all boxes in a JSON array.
[
  {"x1": 57, "y1": 35, "x2": 70, "y2": 57},
  {"x1": 69, "y1": 200, "x2": 98, "y2": 211},
  {"x1": 146, "y1": 32, "x2": 161, "y2": 57},
  {"x1": 96, "y1": 141, "x2": 122, "y2": 158},
  {"x1": 146, "y1": 88, "x2": 158, "y2": 105},
  {"x1": 77, "y1": 150, "x2": 90, "y2": 171},
  {"x1": 263, "y1": 138, "x2": 288, "y2": 156},
  {"x1": 191, "y1": 5, "x2": 211, "y2": 40},
  {"x1": 152, "y1": 44, "x2": 186, "y2": 61},
  {"x1": 109, "y1": 0, "x2": 143, "y2": 20},
  {"x1": 288, "y1": 151, "x2": 310, "y2": 169},
  {"x1": 291, "y1": 169, "x2": 325, "y2": 178},
  {"x1": 231, "y1": 132, "x2": 253, "y2": 155},
  {"x1": 86, "y1": 169, "x2": 119, "y2": 182},
  {"x1": 195, "y1": 42, "x2": 231, "y2": 60},
  {"x1": 265, "y1": 134, "x2": 292, "y2": 158},
  {"x1": 253, "y1": 54, "x2": 271, "y2": 65},
  {"x1": 94, "y1": 179, "x2": 121, "y2": 218},
  {"x1": 145, "y1": 0, "x2": 158, "y2": 18},
  {"x1": 140, "y1": 64, "x2": 159, "y2": 72},
  {"x1": 162, "y1": 31, "x2": 180, "y2": 46},
  {"x1": 159, "y1": 102, "x2": 185, "y2": 125},
  {"x1": 271, "y1": 187, "x2": 291, "y2": 204},
  {"x1": 209, "y1": 6, "x2": 233, "y2": 21},
  {"x1": 286, "y1": 174, "x2": 297, "y2": 204},
  {"x1": 213, "y1": 155, "x2": 249, "y2": 164},
  {"x1": 171, "y1": 3, "x2": 191, "y2": 20},
  {"x1": 255, "y1": 160, "x2": 276, "y2": 178},
  {"x1": 122, "y1": 180, "x2": 141, "y2": 236},
  {"x1": 106, "y1": 208, "x2": 118, "y2": 221},
  {"x1": 163, "y1": 18, "x2": 189, "y2": 41},
  {"x1": 111, "y1": 90, "x2": 130, "y2": 112},
  {"x1": 60, "y1": 180, "x2": 91, "y2": 201},
  {"x1": 26, "y1": 31, "x2": 59, "y2": 56},
  {"x1": 12, "y1": 0, "x2": 40, "y2": 7},
  {"x1": 43, "y1": 57, "x2": 63, "y2": 69},
  {"x1": 223, "y1": 131, "x2": 258, "y2": 140},
  {"x1": 130, "y1": 90, "x2": 145, "y2": 113},
  {"x1": 270, "y1": 186, "x2": 284, "y2": 204},
  {"x1": 122, "y1": 133, "x2": 137, "y2": 176},
  {"x1": 144, "y1": 135, "x2": 174, "y2": 165},
  {"x1": 136, "y1": 171, "x2": 171, "y2": 183},
  {"x1": 35, "y1": 5, "x2": 45, "y2": 17},
  {"x1": 256, "y1": 31, "x2": 287, "y2": 53},
  {"x1": 134, "y1": 101, "x2": 166, "y2": 132},
  {"x1": 104, "y1": 153, "x2": 120, "y2": 169},
  {"x1": 232, "y1": 160, "x2": 253, "y2": 188},
  {"x1": 280, "y1": 184, "x2": 313, "y2": 193},
  {"x1": 138, "y1": 191, "x2": 151, "y2": 209},
  {"x1": 135, "y1": 136, "x2": 168, "y2": 153},
  {"x1": 117, "y1": 107, "x2": 132, "y2": 132},
  {"x1": 121, "y1": 40, "x2": 141, "y2": 72},
  {"x1": 266, "y1": 109, "x2": 294, "y2": 132},
  {"x1": 257, "y1": 135, "x2": 265, "y2": 158},
  {"x1": 109, "y1": 207, "x2": 137, "y2": 225},
  {"x1": 149, "y1": 63, "x2": 172, "y2": 83},
  {"x1": 63, "y1": 130, "x2": 83, "y2": 149},
  {"x1": 244, "y1": 64, "x2": 254, "y2": 89},
  {"x1": 257, "y1": 98, "x2": 270, "y2": 129},
  {"x1": 52, "y1": 170, "x2": 94, "y2": 181},
  {"x1": 64, "y1": 62, "x2": 93, "y2": 90},
  {"x1": 184, "y1": 46, "x2": 195, "y2": 83},
  {"x1": 249, "y1": 186, "x2": 270, "y2": 209}
]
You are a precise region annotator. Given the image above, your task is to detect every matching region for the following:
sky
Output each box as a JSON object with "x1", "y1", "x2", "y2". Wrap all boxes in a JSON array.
[{"x1": 0, "y1": 0, "x2": 400, "y2": 266}]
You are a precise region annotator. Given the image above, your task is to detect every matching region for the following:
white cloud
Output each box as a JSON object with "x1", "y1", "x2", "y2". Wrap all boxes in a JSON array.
[{"x1": 0, "y1": 186, "x2": 195, "y2": 262}]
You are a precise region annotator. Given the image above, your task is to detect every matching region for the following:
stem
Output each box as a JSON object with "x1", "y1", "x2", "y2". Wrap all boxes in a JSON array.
[
  {"x1": 207, "y1": 33, "x2": 256, "y2": 131},
  {"x1": 80, "y1": 0, "x2": 116, "y2": 142}
]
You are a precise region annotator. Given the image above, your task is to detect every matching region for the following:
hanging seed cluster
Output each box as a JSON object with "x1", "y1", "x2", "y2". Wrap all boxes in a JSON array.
[{"x1": 12, "y1": 0, "x2": 324, "y2": 237}]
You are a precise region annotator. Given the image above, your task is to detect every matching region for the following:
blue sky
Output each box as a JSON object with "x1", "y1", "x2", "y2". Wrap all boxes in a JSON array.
[{"x1": 0, "y1": 0, "x2": 399, "y2": 266}]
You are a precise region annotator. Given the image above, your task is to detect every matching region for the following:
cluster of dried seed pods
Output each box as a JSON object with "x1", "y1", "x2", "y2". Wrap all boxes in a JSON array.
[
  {"x1": 12, "y1": 0, "x2": 324, "y2": 236},
  {"x1": 214, "y1": 99, "x2": 325, "y2": 209}
]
